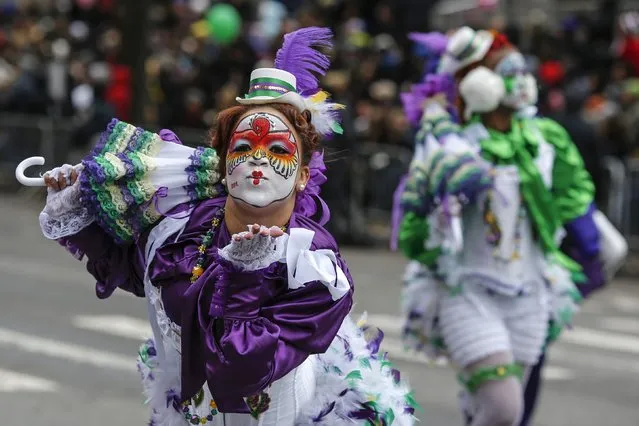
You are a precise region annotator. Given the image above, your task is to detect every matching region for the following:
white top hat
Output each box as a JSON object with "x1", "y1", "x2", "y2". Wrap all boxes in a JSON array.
[
  {"x1": 236, "y1": 68, "x2": 306, "y2": 111},
  {"x1": 440, "y1": 27, "x2": 494, "y2": 75}
]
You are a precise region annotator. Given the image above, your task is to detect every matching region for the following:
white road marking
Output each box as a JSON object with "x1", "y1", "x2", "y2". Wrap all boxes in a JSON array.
[
  {"x1": 0, "y1": 327, "x2": 136, "y2": 372},
  {"x1": 0, "y1": 368, "x2": 59, "y2": 392},
  {"x1": 73, "y1": 315, "x2": 151, "y2": 341},
  {"x1": 541, "y1": 366, "x2": 575, "y2": 381},
  {"x1": 550, "y1": 347, "x2": 639, "y2": 374},
  {"x1": 598, "y1": 317, "x2": 639, "y2": 335},
  {"x1": 609, "y1": 295, "x2": 639, "y2": 313},
  {"x1": 0, "y1": 256, "x2": 136, "y2": 298},
  {"x1": 0, "y1": 257, "x2": 84, "y2": 282},
  {"x1": 561, "y1": 328, "x2": 639, "y2": 355}
]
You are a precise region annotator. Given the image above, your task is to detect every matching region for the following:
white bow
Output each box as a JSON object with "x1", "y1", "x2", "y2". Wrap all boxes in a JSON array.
[{"x1": 284, "y1": 228, "x2": 350, "y2": 301}]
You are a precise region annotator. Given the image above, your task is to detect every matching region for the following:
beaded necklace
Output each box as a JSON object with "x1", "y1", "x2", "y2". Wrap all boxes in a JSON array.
[
  {"x1": 482, "y1": 192, "x2": 525, "y2": 262},
  {"x1": 189, "y1": 208, "x2": 288, "y2": 283},
  {"x1": 190, "y1": 208, "x2": 225, "y2": 283}
]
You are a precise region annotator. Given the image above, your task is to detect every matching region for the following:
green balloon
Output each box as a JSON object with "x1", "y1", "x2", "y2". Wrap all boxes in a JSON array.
[{"x1": 205, "y1": 3, "x2": 241, "y2": 45}]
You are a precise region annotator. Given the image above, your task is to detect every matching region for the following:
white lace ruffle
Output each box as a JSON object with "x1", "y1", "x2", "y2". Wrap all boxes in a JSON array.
[
  {"x1": 144, "y1": 215, "x2": 192, "y2": 356},
  {"x1": 39, "y1": 208, "x2": 95, "y2": 240},
  {"x1": 39, "y1": 164, "x2": 95, "y2": 239}
]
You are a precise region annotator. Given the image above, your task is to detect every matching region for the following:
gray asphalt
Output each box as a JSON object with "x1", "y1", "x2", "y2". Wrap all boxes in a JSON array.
[{"x1": 1, "y1": 192, "x2": 638, "y2": 425}]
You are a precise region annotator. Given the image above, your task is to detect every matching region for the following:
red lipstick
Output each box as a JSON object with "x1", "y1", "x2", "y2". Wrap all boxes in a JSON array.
[{"x1": 251, "y1": 170, "x2": 263, "y2": 185}]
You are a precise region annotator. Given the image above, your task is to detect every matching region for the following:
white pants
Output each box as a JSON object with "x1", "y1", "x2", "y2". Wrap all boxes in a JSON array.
[
  {"x1": 210, "y1": 356, "x2": 317, "y2": 426},
  {"x1": 439, "y1": 280, "x2": 549, "y2": 368}
]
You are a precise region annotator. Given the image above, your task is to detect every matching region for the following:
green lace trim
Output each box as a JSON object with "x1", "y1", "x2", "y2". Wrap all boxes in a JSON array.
[
  {"x1": 88, "y1": 129, "x2": 164, "y2": 242},
  {"x1": 193, "y1": 148, "x2": 220, "y2": 200}
]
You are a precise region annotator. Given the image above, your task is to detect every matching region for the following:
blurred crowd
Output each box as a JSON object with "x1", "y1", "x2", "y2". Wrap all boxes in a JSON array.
[
  {"x1": 0, "y1": 0, "x2": 434, "y2": 148},
  {"x1": 1, "y1": 0, "x2": 639, "y2": 242},
  {"x1": 3, "y1": 1, "x2": 639, "y2": 156}
]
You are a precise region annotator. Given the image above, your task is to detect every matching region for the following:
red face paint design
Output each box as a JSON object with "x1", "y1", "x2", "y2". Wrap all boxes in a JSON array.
[
  {"x1": 226, "y1": 114, "x2": 299, "y2": 180},
  {"x1": 224, "y1": 112, "x2": 301, "y2": 208}
]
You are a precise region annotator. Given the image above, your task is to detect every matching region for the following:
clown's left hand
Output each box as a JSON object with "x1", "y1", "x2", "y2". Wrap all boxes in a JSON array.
[{"x1": 219, "y1": 224, "x2": 289, "y2": 271}]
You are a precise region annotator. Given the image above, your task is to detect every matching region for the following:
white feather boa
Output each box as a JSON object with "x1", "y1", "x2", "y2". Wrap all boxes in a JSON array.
[
  {"x1": 137, "y1": 339, "x2": 187, "y2": 426},
  {"x1": 137, "y1": 315, "x2": 418, "y2": 426},
  {"x1": 298, "y1": 315, "x2": 418, "y2": 425}
]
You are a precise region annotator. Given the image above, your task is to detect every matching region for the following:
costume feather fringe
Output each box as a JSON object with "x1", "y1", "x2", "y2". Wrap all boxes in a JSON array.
[{"x1": 298, "y1": 315, "x2": 418, "y2": 425}]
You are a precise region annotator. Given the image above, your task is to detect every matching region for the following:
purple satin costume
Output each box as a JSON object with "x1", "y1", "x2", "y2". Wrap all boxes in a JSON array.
[{"x1": 60, "y1": 196, "x2": 354, "y2": 414}]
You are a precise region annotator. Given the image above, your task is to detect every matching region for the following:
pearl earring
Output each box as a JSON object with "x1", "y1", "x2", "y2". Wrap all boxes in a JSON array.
[
  {"x1": 298, "y1": 183, "x2": 305, "y2": 191},
  {"x1": 221, "y1": 178, "x2": 227, "y2": 186}
]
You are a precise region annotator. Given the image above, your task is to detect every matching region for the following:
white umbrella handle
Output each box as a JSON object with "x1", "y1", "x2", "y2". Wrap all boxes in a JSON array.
[{"x1": 15, "y1": 156, "x2": 47, "y2": 187}]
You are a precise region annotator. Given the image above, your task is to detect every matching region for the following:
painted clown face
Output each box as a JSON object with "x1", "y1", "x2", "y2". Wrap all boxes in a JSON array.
[
  {"x1": 225, "y1": 111, "x2": 300, "y2": 208},
  {"x1": 494, "y1": 51, "x2": 538, "y2": 110}
]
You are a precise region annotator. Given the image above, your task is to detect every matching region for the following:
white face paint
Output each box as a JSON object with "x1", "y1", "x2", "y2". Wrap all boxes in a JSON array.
[
  {"x1": 225, "y1": 112, "x2": 300, "y2": 208},
  {"x1": 495, "y1": 51, "x2": 538, "y2": 110}
]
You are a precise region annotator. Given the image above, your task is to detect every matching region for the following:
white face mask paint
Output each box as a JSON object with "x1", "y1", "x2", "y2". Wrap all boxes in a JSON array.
[
  {"x1": 495, "y1": 51, "x2": 538, "y2": 110},
  {"x1": 225, "y1": 112, "x2": 300, "y2": 208}
]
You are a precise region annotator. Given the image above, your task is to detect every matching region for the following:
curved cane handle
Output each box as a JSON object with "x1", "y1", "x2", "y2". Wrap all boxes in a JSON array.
[{"x1": 15, "y1": 156, "x2": 47, "y2": 187}]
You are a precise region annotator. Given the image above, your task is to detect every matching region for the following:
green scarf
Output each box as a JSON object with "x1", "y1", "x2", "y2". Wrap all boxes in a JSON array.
[{"x1": 478, "y1": 119, "x2": 581, "y2": 272}]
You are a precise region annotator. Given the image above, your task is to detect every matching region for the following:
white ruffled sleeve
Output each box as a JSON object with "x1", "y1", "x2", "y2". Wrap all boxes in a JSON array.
[
  {"x1": 284, "y1": 228, "x2": 350, "y2": 301},
  {"x1": 38, "y1": 164, "x2": 95, "y2": 240}
]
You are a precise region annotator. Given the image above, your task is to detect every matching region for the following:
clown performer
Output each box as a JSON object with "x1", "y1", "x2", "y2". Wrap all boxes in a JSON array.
[
  {"x1": 491, "y1": 36, "x2": 628, "y2": 426},
  {"x1": 16, "y1": 27, "x2": 418, "y2": 426},
  {"x1": 392, "y1": 26, "x2": 618, "y2": 426},
  {"x1": 458, "y1": 30, "x2": 627, "y2": 426}
]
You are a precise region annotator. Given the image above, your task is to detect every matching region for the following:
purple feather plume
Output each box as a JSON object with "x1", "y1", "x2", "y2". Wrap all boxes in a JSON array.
[
  {"x1": 274, "y1": 27, "x2": 333, "y2": 94},
  {"x1": 408, "y1": 32, "x2": 448, "y2": 56}
]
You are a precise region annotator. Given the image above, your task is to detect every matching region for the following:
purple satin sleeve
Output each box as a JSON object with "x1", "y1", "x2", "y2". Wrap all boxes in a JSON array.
[
  {"x1": 563, "y1": 204, "x2": 600, "y2": 258},
  {"x1": 562, "y1": 204, "x2": 605, "y2": 298},
  {"x1": 57, "y1": 223, "x2": 146, "y2": 299},
  {"x1": 565, "y1": 244, "x2": 606, "y2": 298},
  {"x1": 180, "y1": 253, "x2": 353, "y2": 413}
]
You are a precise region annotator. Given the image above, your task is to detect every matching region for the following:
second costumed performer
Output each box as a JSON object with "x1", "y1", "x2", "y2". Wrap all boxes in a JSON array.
[
  {"x1": 393, "y1": 27, "x2": 601, "y2": 426},
  {"x1": 28, "y1": 27, "x2": 418, "y2": 426}
]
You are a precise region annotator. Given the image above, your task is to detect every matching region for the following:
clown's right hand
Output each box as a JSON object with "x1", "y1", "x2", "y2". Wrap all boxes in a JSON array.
[
  {"x1": 219, "y1": 224, "x2": 289, "y2": 271},
  {"x1": 42, "y1": 164, "x2": 84, "y2": 218},
  {"x1": 39, "y1": 164, "x2": 93, "y2": 240},
  {"x1": 44, "y1": 164, "x2": 80, "y2": 192}
]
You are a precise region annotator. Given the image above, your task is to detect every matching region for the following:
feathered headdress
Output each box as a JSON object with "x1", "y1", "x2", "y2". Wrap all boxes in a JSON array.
[
  {"x1": 408, "y1": 32, "x2": 449, "y2": 74},
  {"x1": 400, "y1": 74, "x2": 458, "y2": 127},
  {"x1": 236, "y1": 27, "x2": 344, "y2": 136}
]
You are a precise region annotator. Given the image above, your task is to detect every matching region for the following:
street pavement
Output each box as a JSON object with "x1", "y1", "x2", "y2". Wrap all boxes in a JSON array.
[{"x1": 1, "y1": 192, "x2": 639, "y2": 425}]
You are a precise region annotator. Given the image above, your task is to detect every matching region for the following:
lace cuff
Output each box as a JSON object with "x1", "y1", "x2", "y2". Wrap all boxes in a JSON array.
[
  {"x1": 39, "y1": 208, "x2": 95, "y2": 240},
  {"x1": 39, "y1": 165, "x2": 95, "y2": 240},
  {"x1": 218, "y1": 232, "x2": 289, "y2": 272}
]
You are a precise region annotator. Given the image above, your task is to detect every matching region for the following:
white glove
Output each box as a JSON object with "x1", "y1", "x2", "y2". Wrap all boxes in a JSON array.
[
  {"x1": 39, "y1": 164, "x2": 94, "y2": 240},
  {"x1": 43, "y1": 164, "x2": 84, "y2": 217},
  {"x1": 218, "y1": 224, "x2": 289, "y2": 271}
]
